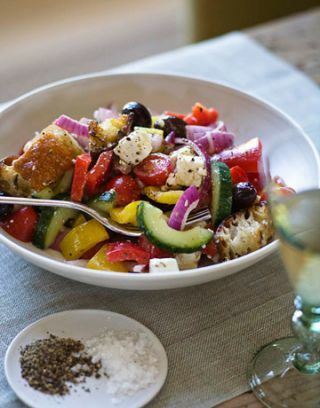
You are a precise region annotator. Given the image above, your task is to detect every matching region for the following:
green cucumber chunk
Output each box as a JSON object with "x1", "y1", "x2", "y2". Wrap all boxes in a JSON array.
[
  {"x1": 137, "y1": 202, "x2": 213, "y2": 253},
  {"x1": 31, "y1": 169, "x2": 74, "y2": 199},
  {"x1": 88, "y1": 190, "x2": 116, "y2": 214},
  {"x1": 210, "y1": 160, "x2": 232, "y2": 226},
  {"x1": 33, "y1": 207, "x2": 77, "y2": 249}
]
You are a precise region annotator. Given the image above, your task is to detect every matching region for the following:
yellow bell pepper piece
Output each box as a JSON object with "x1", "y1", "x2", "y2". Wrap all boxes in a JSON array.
[
  {"x1": 109, "y1": 200, "x2": 142, "y2": 226},
  {"x1": 151, "y1": 116, "x2": 161, "y2": 127},
  {"x1": 87, "y1": 244, "x2": 128, "y2": 272},
  {"x1": 72, "y1": 214, "x2": 87, "y2": 227},
  {"x1": 143, "y1": 187, "x2": 184, "y2": 204},
  {"x1": 60, "y1": 219, "x2": 109, "y2": 260}
]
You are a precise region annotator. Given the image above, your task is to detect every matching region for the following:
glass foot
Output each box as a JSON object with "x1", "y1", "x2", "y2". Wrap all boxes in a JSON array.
[{"x1": 248, "y1": 337, "x2": 320, "y2": 408}]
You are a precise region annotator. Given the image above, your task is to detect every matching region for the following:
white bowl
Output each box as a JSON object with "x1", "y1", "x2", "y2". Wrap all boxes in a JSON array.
[{"x1": 0, "y1": 73, "x2": 319, "y2": 290}]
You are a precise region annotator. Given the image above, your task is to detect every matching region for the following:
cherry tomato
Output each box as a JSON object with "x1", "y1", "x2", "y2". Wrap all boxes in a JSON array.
[
  {"x1": 230, "y1": 166, "x2": 249, "y2": 185},
  {"x1": 183, "y1": 114, "x2": 198, "y2": 125},
  {"x1": 138, "y1": 234, "x2": 172, "y2": 258},
  {"x1": 134, "y1": 154, "x2": 173, "y2": 186},
  {"x1": 104, "y1": 175, "x2": 141, "y2": 206},
  {"x1": 202, "y1": 240, "x2": 217, "y2": 259},
  {"x1": 106, "y1": 242, "x2": 150, "y2": 265},
  {"x1": 1, "y1": 207, "x2": 38, "y2": 242},
  {"x1": 214, "y1": 137, "x2": 262, "y2": 173}
]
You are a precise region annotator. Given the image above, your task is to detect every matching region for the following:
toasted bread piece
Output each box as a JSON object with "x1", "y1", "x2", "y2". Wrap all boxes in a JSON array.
[
  {"x1": 0, "y1": 161, "x2": 32, "y2": 196},
  {"x1": 12, "y1": 124, "x2": 82, "y2": 191},
  {"x1": 215, "y1": 203, "x2": 274, "y2": 261}
]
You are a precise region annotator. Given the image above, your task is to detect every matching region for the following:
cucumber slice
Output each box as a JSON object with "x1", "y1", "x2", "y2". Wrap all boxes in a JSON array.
[
  {"x1": 54, "y1": 168, "x2": 74, "y2": 195},
  {"x1": 32, "y1": 187, "x2": 55, "y2": 199},
  {"x1": 88, "y1": 190, "x2": 116, "y2": 214},
  {"x1": 210, "y1": 160, "x2": 232, "y2": 226},
  {"x1": 137, "y1": 202, "x2": 213, "y2": 253},
  {"x1": 31, "y1": 169, "x2": 74, "y2": 199},
  {"x1": 33, "y1": 207, "x2": 77, "y2": 249}
]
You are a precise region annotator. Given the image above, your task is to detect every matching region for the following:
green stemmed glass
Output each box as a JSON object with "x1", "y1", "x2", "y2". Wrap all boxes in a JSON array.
[{"x1": 248, "y1": 159, "x2": 320, "y2": 407}]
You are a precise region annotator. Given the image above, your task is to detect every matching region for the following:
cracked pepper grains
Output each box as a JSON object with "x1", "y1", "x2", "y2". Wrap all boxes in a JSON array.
[{"x1": 20, "y1": 334, "x2": 101, "y2": 396}]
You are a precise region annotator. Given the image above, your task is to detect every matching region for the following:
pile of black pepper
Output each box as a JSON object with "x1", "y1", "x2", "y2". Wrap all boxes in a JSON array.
[{"x1": 20, "y1": 334, "x2": 101, "y2": 396}]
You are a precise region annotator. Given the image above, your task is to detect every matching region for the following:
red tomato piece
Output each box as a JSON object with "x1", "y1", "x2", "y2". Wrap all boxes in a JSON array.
[
  {"x1": 85, "y1": 151, "x2": 113, "y2": 197},
  {"x1": 133, "y1": 153, "x2": 173, "y2": 186},
  {"x1": 230, "y1": 166, "x2": 249, "y2": 185},
  {"x1": 105, "y1": 175, "x2": 141, "y2": 206},
  {"x1": 106, "y1": 242, "x2": 151, "y2": 265},
  {"x1": 71, "y1": 153, "x2": 92, "y2": 202},
  {"x1": 163, "y1": 111, "x2": 185, "y2": 120},
  {"x1": 192, "y1": 102, "x2": 210, "y2": 125},
  {"x1": 247, "y1": 172, "x2": 264, "y2": 194},
  {"x1": 183, "y1": 114, "x2": 198, "y2": 125},
  {"x1": 138, "y1": 234, "x2": 172, "y2": 258},
  {"x1": 207, "y1": 108, "x2": 218, "y2": 124},
  {"x1": 202, "y1": 239, "x2": 217, "y2": 259},
  {"x1": 214, "y1": 137, "x2": 262, "y2": 173},
  {"x1": 1, "y1": 207, "x2": 38, "y2": 242}
]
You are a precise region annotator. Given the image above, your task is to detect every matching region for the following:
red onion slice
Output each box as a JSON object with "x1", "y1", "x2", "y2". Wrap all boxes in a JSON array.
[
  {"x1": 54, "y1": 114, "x2": 89, "y2": 137},
  {"x1": 93, "y1": 107, "x2": 118, "y2": 122},
  {"x1": 168, "y1": 185, "x2": 200, "y2": 230}
]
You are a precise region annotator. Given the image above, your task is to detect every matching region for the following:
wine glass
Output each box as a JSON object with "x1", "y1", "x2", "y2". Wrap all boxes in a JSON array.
[{"x1": 248, "y1": 152, "x2": 320, "y2": 407}]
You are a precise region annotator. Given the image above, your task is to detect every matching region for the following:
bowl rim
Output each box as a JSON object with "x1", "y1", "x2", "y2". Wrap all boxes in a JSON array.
[{"x1": 1, "y1": 71, "x2": 320, "y2": 283}]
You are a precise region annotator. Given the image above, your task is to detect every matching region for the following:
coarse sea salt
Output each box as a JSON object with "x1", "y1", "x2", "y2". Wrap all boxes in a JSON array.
[{"x1": 85, "y1": 329, "x2": 159, "y2": 399}]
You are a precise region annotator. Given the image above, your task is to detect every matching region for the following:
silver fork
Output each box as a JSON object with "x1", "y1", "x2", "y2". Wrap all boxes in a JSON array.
[{"x1": 0, "y1": 196, "x2": 211, "y2": 237}]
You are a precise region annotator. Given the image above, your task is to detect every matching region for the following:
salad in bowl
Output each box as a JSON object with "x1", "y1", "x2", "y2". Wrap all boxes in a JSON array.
[{"x1": 0, "y1": 100, "x2": 292, "y2": 273}]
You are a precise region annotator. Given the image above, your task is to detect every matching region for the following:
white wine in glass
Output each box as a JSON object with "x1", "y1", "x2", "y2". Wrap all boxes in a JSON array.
[{"x1": 248, "y1": 187, "x2": 320, "y2": 407}]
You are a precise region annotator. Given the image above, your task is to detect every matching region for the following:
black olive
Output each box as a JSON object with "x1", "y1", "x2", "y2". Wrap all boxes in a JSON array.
[
  {"x1": 154, "y1": 115, "x2": 186, "y2": 138},
  {"x1": 0, "y1": 191, "x2": 13, "y2": 220},
  {"x1": 232, "y1": 182, "x2": 257, "y2": 211},
  {"x1": 121, "y1": 101, "x2": 151, "y2": 128}
]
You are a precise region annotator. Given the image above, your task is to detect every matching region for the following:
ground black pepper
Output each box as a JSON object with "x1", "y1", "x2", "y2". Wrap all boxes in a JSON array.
[{"x1": 20, "y1": 334, "x2": 102, "y2": 396}]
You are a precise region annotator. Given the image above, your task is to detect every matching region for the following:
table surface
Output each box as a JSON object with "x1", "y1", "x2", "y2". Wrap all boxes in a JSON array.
[{"x1": 218, "y1": 7, "x2": 320, "y2": 408}]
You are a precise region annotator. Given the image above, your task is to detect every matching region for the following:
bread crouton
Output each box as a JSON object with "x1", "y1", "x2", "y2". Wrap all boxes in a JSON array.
[
  {"x1": 0, "y1": 161, "x2": 32, "y2": 196},
  {"x1": 12, "y1": 124, "x2": 82, "y2": 191},
  {"x1": 215, "y1": 203, "x2": 274, "y2": 261}
]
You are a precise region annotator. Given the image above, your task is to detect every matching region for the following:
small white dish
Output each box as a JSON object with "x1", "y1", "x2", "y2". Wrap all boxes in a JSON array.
[
  {"x1": 5, "y1": 309, "x2": 168, "y2": 408},
  {"x1": 0, "y1": 72, "x2": 319, "y2": 290}
]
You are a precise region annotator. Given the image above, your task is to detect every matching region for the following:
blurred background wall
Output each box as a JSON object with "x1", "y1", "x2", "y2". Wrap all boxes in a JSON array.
[{"x1": 1, "y1": 0, "x2": 319, "y2": 102}]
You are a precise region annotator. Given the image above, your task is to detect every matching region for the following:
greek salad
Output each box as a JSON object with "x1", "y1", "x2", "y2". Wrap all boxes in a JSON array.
[{"x1": 0, "y1": 101, "x2": 293, "y2": 272}]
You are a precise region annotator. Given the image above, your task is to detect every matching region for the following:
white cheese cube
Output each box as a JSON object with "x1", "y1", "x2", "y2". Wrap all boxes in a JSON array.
[
  {"x1": 175, "y1": 252, "x2": 201, "y2": 270},
  {"x1": 167, "y1": 154, "x2": 207, "y2": 188},
  {"x1": 149, "y1": 258, "x2": 180, "y2": 273},
  {"x1": 114, "y1": 129, "x2": 152, "y2": 166}
]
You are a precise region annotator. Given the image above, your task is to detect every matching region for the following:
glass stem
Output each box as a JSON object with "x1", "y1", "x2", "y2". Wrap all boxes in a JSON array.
[{"x1": 291, "y1": 296, "x2": 320, "y2": 374}]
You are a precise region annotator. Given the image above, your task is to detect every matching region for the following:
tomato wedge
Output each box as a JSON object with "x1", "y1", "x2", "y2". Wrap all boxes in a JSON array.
[
  {"x1": 1, "y1": 207, "x2": 38, "y2": 242},
  {"x1": 104, "y1": 175, "x2": 141, "y2": 206},
  {"x1": 134, "y1": 153, "x2": 173, "y2": 186},
  {"x1": 71, "y1": 153, "x2": 92, "y2": 202},
  {"x1": 214, "y1": 137, "x2": 262, "y2": 173},
  {"x1": 85, "y1": 151, "x2": 113, "y2": 197},
  {"x1": 138, "y1": 234, "x2": 172, "y2": 258},
  {"x1": 230, "y1": 165, "x2": 249, "y2": 184},
  {"x1": 106, "y1": 242, "x2": 150, "y2": 265}
]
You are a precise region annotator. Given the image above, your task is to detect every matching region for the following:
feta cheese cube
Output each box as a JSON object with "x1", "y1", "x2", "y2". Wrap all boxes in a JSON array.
[
  {"x1": 114, "y1": 129, "x2": 152, "y2": 166},
  {"x1": 149, "y1": 258, "x2": 180, "y2": 273},
  {"x1": 175, "y1": 252, "x2": 201, "y2": 270},
  {"x1": 166, "y1": 154, "x2": 207, "y2": 188}
]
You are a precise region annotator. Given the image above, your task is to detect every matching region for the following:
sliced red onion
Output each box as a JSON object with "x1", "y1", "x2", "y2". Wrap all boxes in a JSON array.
[
  {"x1": 186, "y1": 125, "x2": 209, "y2": 141},
  {"x1": 168, "y1": 186, "x2": 200, "y2": 230},
  {"x1": 93, "y1": 107, "x2": 118, "y2": 122},
  {"x1": 54, "y1": 114, "x2": 89, "y2": 137},
  {"x1": 195, "y1": 131, "x2": 234, "y2": 154},
  {"x1": 165, "y1": 131, "x2": 175, "y2": 145},
  {"x1": 74, "y1": 134, "x2": 89, "y2": 150},
  {"x1": 151, "y1": 133, "x2": 163, "y2": 152},
  {"x1": 49, "y1": 229, "x2": 70, "y2": 251},
  {"x1": 212, "y1": 120, "x2": 227, "y2": 131},
  {"x1": 79, "y1": 117, "x2": 92, "y2": 125}
]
